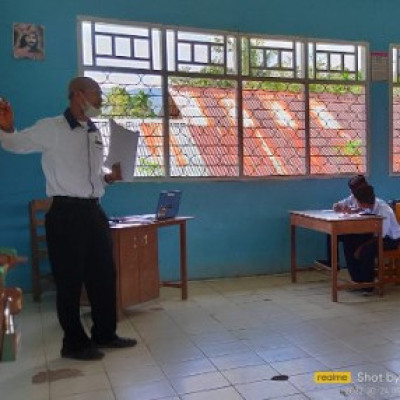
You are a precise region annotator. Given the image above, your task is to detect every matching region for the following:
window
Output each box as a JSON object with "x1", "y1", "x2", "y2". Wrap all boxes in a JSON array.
[
  {"x1": 79, "y1": 17, "x2": 369, "y2": 179},
  {"x1": 391, "y1": 45, "x2": 400, "y2": 173}
]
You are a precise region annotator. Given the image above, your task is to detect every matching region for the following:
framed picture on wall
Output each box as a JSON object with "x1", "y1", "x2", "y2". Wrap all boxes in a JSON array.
[{"x1": 13, "y1": 23, "x2": 44, "y2": 60}]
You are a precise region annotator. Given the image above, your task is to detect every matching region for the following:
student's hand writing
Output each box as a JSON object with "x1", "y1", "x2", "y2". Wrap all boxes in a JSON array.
[
  {"x1": 333, "y1": 203, "x2": 343, "y2": 212},
  {"x1": 333, "y1": 203, "x2": 351, "y2": 213},
  {"x1": 0, "y1": 99, "x2": 15, "y2": 133}
]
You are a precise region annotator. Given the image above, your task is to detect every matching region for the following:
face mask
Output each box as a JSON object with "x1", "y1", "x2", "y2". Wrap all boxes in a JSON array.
[{"x1": 83, "y1": 98, "x2": 101, "y2": 118}]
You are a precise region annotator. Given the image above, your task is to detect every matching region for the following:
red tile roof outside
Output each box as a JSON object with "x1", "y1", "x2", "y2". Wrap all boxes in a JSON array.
[{"x1": 98, "y1": 86, "x2": 367, "y2": 177}]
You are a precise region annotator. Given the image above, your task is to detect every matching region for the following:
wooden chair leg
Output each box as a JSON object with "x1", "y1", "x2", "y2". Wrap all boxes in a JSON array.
[{"x1": 395, "y1": 258, "x2": 400, "y2": 285}]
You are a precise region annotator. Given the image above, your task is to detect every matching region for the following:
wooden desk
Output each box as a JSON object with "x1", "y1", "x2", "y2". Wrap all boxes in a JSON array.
[
  {"x1": 111, "y1": 217, "x2": 192, "y2": 316},
  {"x1": 290, "y1": 210, "x2": 383, "y2": 302}
]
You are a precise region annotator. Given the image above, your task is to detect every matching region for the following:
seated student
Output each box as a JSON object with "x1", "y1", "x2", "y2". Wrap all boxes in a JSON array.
[
  {"x1": 316, "y1": 174, "x2": 368, "y2": 267},
  {"x1": 342, "y1": 184, "x2": 400, "y2": 294},
  {"x1": 332, "y1": 175, "x2": 368, "y2": 213}
]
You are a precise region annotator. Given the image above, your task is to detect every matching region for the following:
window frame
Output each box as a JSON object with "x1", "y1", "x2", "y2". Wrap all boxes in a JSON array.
[
  {"x1": 77, "y1": 15, "x2": 370, "y2": 181},
  {"x1": 390, "y1": 44, "x2": 400, "y2": 175}
]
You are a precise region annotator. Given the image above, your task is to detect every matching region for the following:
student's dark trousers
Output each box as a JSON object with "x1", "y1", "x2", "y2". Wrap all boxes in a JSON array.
[
  {"x1": 45, "y1": 196, "x2": 117, "y2": 350},
  {"x1": 342, "y1": 234, "x2": 400, "y2": 283}
]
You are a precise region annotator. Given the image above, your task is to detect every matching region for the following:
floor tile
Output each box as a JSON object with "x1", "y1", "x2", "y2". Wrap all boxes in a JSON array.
[
  {"x1": 314, "y1": 349, "x2": 370, "y2": 369},
  {"x1": 108, "y1": 364, "x2": 165, "y2": 387},
  {"x1": 272, "y1": 395, "x2": 309, "y2": 400},
  {"x1": 170, "y1": 370, "x2": 230, "y2": 395},
  {"x1": 255, "y1": 345, "x2": 309, "y2": 363},
  {"x1": 161, "y1": 358, "x2": 217, "y2": 378},
  {"x1": 270, "y1": 357, "x2": 327, "y2": 376},
  {"x1": 49, "y1": 372, "x2": 111, "y2": 398},
  {"x1": 222, "y1": 364, "x2": 278, "y2": 385},
  {"x1": 210, "y1": 351, "x2": 265, "y2": 370},
  {"x1": 113, "y1": 379, "x2": 177, "y2": 400},
  {"x1": 235, "y1": 379, "x2": 300, "y2": 399},
  {"x1": 6, "y1": 272, "x2": 400, "y2": 400},
  {"x1": 52, "y1": 389, "x2": 116, "y2": 400},
  {"x1": 180, "y1": 386, "x2": 243, "y2": 400}
]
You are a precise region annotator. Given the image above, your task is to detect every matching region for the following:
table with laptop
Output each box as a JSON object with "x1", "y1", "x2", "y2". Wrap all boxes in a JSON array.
[{"x1": 109, "y1": 190, "x2": 193, "y2": 317}]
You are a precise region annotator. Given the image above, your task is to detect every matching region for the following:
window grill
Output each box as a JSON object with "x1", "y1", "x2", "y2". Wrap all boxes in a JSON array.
[
  {"x1": 242, "y1": 37, "x2": 303, "y2": 79},
  {"x1": 308, "y1": 42, "x2": 365, "y2": 81},
  {"x1": 167, "y1": 30, "x2": 237, "y2": 75},
  {"x1": 79, "y1": 17, "x2": 368, "y2": 179},
  {"x1": 82, "y1": 21, "x2": 162, "y2": 71}
]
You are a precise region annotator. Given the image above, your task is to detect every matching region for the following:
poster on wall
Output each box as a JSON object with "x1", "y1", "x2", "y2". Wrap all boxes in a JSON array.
[{"x1": 13, "y1": 23, "x2": 44, "y2": 60}]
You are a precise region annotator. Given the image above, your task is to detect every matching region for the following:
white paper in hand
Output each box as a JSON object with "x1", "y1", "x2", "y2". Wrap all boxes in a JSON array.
[{"x1": 105, "y1": 119, "x2": 139, "y2": 182}]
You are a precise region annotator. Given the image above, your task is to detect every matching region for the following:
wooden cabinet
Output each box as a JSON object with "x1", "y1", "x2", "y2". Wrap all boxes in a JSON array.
[{"x1": 112, "y1": 225, "x2": 159, "y2": 313}]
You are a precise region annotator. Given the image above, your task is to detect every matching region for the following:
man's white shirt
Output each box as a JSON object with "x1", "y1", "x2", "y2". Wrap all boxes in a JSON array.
[{"x1": 0, "y1": 113, "x2": 107, "y2": 198}]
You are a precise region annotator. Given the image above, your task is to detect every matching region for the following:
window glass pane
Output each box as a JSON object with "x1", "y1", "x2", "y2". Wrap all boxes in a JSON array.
[
  {"x1": 82, "y1": 22, "x2": 93, "y2": 66},
  {"x1": 242, "y1": 37, "x2": 303, "y2": 79},
  {"x1": 86, "y1": 71, "x2": 165, "y2": 177},
  {"x1": 309, "y1": 84, "x2": 366, "y2": 174},
  {"x1": 168, "y1": 78, "x2": 238, "y2": 177},
  {"x1": 167, "y1": 29, "x2": 236, "y2": 75},
  {"x1": 308, "y1": 41, "x2": 365, "y2": 82},
  {"x1": 86, "y1": 21, "x2": 161, "y2": 71},
  {"x1": 242, "y1": 82, "x2": 306, "y2": 176}
]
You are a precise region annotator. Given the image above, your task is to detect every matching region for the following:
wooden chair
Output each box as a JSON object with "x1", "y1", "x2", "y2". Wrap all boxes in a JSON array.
[
  {"x1": 29, "y1": 198, "x2": 53, "y2": 302},
  {"x1": 381, "y1": 203, "x2": 400, "y2": 285}
]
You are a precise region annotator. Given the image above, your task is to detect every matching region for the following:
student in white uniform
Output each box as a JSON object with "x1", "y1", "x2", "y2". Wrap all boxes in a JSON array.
[
  {"x1": 342, "y1": 184, "x2": 400, "y2": 294},
  {"x1": 0, "y1": 77, "x2": 137, "y2": 360},
  {"x1": 332, "y1": 175, "x2": 367, "y2": 213}
]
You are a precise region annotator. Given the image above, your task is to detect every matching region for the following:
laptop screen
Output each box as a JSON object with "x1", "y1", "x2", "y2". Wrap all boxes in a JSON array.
[{"x1": 156, "y1": 190, "x2": 182, "y2": 220}]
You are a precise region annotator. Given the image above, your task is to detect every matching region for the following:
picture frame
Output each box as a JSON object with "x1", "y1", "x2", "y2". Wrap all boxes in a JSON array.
[{"x1": 13, "y1": 23, "x2": 44, "y2": 60}]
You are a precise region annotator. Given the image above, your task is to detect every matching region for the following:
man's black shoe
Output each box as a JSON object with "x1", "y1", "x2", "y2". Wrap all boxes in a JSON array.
[
  {"x1": 94, "y1": 336, "x2": 137, "y2": 349},
  {"x1": 61, "y1": 346, "x2": 104, "y2": 361}
]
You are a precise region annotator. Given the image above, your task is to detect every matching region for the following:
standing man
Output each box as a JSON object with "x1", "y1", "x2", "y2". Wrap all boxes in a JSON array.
[{"x1": 0, "y1": 77, "x2": 137, "y2": 360}]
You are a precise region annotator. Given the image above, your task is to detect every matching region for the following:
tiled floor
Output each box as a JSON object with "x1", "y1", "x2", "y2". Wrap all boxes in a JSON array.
[{"x1": 3, "y1": 271, "x2": 400, "y2": 399}]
